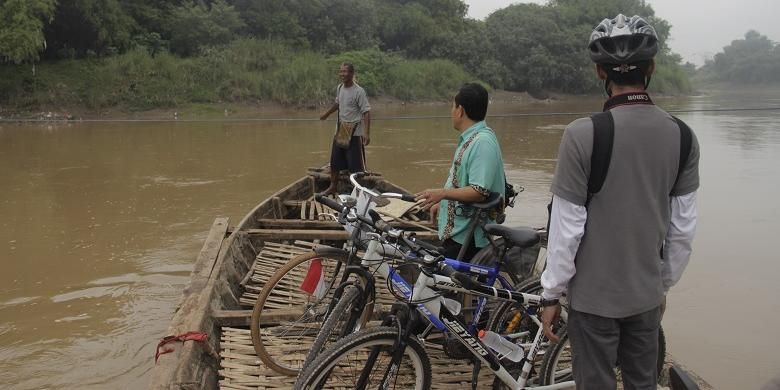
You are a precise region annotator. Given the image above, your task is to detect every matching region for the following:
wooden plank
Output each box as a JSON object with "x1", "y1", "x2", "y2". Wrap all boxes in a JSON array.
[
  {"x1": 377, "y1": 210, "x2": 437, "y2": 233},
  {"x1": 214, "y1": 309, "x2": 311, "y2": 327},
  {"x1": 246, "y1": 229, "x2": 439, "y2": 241},
  {"x1": 150, "y1": 217, "x2": 229, "y2": 389},
  {"x1": 272, "y1": 197, "x2": 284, "y2": 219},
  {"x1": 257, "y1": 218, "x2": 435, "y2": 231}
]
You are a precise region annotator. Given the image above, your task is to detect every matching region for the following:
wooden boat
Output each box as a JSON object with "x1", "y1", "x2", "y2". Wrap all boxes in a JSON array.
[
  {"x1": 150, "y1": 168, "x2": 438, "y2": 389},
  {"x1": 151, "y1": 166, "x2": 714, "y2": 389}
]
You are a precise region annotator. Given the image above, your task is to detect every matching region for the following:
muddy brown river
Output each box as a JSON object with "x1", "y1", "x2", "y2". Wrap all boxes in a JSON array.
[{"x1": 1, "y1": 90, "x2": 778, "y2": 389}]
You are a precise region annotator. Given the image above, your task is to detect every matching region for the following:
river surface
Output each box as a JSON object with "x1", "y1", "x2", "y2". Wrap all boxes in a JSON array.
[{"x1": 1, "y1": 90, "x2": 778, "y2": 389}]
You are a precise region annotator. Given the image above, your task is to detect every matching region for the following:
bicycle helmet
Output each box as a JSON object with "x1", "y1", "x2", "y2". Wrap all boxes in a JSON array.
[{"x1": 589, "y1": 14, "x2": 658, "y2": 65}]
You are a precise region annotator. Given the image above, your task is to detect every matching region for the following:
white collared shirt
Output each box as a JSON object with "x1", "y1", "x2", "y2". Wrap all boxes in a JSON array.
[{"x1": 541, "y1": 192, "x2": 698, "y2": 300}]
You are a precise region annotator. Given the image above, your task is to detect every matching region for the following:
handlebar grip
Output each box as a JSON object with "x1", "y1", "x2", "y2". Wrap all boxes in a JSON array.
[
  {"x1": 439, "y1": 264, "x2": 456, "y2": 277},
  {"x1": 401, "y1": 193, "x2": 417, "y2": 202},
  {"x1": 366, "y1": 209, "x2": 395, "y2": 233},
  {"x1": 315, "y1": 194, "x2": 344, "y2": 212},
  {"x1": 367, "y1": 209, "x2": 381, "y2": 223},
  {"x1": 451, "y1": 271, "x2": 480, "y2": 291},
  {"x1": 413, "y1": 238, "x2": 443, "y2": 255}
]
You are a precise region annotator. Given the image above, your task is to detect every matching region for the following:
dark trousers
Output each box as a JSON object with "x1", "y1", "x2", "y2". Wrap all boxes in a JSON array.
[
  {"x1": 441, "y1": 237, "x2": 481, "y2": 262},
  {"x1": 330, "y1": 136, "x2": 366, "y2": 173},
  {"x1": 569, "y1": 306, "x2": 661, "y2": 390}
]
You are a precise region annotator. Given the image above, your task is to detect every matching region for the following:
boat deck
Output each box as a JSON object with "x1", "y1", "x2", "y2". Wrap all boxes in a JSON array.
[{"x1": 217, "y1": 238, "x2": 713, "y2": 390}]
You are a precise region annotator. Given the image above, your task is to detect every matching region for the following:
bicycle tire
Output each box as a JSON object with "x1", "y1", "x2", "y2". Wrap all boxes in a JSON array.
[
  {"x1": 487, "y1": 278, "x2": 556, "y2": 389},
  {"x1": 250, "y1": 250, "x2": 355, "y2": 376},
  {"x1": 539, "y1": 325, "x2": 667, "y2": 386},
  {"x1": 298, "y1": 284, "x2": 364, "y2": 376},
  {"x1": 295, "y1": 326, "x2": 431, "y2": 390}
]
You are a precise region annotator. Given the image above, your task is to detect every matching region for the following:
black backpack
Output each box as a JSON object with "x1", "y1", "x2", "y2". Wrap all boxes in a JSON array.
[{"x1": 546, "y1": 112, "x2": 693, "y2": 230}]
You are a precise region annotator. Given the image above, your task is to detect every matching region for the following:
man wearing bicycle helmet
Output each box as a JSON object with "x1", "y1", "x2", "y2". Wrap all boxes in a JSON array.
[
  {"x1": 416, "y1": 83, "x2": 506, "y2": 261},
  {"x1": 540, "y1": 14, "x2": 700, "y2": 389}
]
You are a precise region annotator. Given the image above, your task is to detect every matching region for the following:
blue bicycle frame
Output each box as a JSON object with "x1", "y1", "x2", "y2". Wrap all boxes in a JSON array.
[{"x1": 385, "y1": 255, "x2": 515, "y2": 335}]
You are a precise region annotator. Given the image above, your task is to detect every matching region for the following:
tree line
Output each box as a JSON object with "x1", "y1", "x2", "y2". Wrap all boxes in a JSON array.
[
  {"x1": 0, "y1": 0, "x2": 695, "y2": 111},
  {"x1": 697, "y1": 30, "x2": 780, "y2": 85}
]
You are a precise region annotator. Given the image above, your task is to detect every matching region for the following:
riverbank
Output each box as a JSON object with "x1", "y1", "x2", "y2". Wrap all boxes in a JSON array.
[
  {"x1": 0, "y1": 41, "x2": 476, "y2": 120},
  {"x1": 0, "y1": 89, "x2": 554, "y2": 121}
]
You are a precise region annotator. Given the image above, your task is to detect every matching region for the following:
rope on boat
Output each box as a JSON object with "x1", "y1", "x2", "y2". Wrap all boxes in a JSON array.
[
  {"x1": 3, "y1": 106, "x2": 780, "y2": 123},
  {"x1": 155, "y1": 331, "x2": 209, "y2": 363}
]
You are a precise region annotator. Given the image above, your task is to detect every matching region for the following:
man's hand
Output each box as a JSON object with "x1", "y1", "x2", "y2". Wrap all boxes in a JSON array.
[
  {"x1": 415, "y1": 189, "x2": 447, "y2": 211},
  {"x1": 541, "y1": 303, "x2": 562, "y2": 344},
  {"x1": 363, "y1": 135, "x2": 370, "y2": 146}
]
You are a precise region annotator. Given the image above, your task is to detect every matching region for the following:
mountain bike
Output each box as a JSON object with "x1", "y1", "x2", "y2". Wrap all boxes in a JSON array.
[
  {"x1": 295, "y1": 242, "x2": 573, "y2": 390},
  {"x1": 250, "y1": 172, "x2": 532, "y2": 376}
]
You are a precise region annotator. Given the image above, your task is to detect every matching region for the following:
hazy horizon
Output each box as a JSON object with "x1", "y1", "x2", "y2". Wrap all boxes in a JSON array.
[{"x1": 464, "y1": 0, "x2": 780, "y2": 66}]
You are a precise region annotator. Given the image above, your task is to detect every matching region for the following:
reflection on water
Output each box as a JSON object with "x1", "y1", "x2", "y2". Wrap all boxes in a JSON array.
[{"x1": 1, "y1": 91, "x2": 779, "y2": 389}]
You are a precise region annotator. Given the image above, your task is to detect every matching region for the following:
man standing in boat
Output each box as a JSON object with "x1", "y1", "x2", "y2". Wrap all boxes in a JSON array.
[
  {"x1": 540, "y1": 14, "x2": 700, "y2": 389},
  {"x1": 416, "y1": 83, "x2": 505, "y2": 261},
  {"x1": 319, "y1": 62, "x2": 371, "y2": 195}
]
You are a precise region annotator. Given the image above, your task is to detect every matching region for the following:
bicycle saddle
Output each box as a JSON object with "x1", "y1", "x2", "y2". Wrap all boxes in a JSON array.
[{"x1": 484, "y1": 224, "x2": 540, "y2": 249}]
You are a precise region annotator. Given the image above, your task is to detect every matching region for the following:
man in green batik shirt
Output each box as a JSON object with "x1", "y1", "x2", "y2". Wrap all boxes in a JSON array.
[{"x1": 416, "y1": 83, "x2": 506, "y2": 261}]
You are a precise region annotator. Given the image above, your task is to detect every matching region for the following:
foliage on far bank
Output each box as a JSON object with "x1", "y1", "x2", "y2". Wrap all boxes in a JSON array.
[
  {"x1": 0, "y1": 39, "x2": 471, "y2": 110},
  {"x1": 0, "y1": 0, "x2": 697, "y2": 112},
  {"x1": 696, "y1": 31, "x2": 780, "y2": 85}
]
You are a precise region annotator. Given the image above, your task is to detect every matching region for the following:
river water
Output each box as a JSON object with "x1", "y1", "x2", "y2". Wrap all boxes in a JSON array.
[{"x1": 1, "y1": 90, "x2": 778, "y2": 389}]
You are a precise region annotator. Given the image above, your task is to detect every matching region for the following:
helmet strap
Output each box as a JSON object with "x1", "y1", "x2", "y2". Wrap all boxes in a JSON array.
[
  {"x1": 644, "y1": 74, "x2": 653, "y2": 90},
  {"x1": 604, "y1": 77, "x2": 613, "y2": 97}
]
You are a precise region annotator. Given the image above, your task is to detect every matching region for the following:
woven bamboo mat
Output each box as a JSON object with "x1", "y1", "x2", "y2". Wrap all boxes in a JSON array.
[
  {"x1": 239, "y1": 240, "x2": 403, "y2": 309},
  {"x1": 219, "y1": 327, "x2": 497, "y2": 389}
]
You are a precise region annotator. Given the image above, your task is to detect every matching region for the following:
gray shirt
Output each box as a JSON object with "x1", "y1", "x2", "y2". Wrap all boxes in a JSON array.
[
  {"x1": 551, "y1": 104, "x2": 700, "y2": 318},
  {"x1": 335, "y1": 83, "x2": 371, "y2": 137}
]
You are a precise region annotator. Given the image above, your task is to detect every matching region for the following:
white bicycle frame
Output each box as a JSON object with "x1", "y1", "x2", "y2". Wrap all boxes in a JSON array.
[{"x1": 331, "y1": 174, "x2": 575, "y2": 389}]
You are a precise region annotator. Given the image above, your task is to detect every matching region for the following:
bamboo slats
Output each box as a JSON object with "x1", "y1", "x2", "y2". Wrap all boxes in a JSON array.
[{"x1": 219, "y1": 327, "x2": 497, "y2": 389}]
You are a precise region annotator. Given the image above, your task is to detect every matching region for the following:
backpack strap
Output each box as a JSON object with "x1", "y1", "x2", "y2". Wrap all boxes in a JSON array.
[
  {"x1": 672, "y1": 116, "x2": 693, "y2": 192},
  {"x1": 586, "y1": 111, "x2": 615, "y2": 207}
]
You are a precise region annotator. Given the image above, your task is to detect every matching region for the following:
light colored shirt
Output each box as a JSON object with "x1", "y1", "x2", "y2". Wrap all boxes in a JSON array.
[
  {"x1": 438, "y1": 121, "x2": 505, "y2": 249},
  {"x1": 542, "y1": 191, "x2": 698, "y2": 299},
  {"x1": 335, "y1": 83, "x2": 370, "y2": 137}
]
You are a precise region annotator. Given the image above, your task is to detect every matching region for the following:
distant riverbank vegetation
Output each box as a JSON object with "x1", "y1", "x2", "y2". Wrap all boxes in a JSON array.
[
  {"x1": 0, "y1": 0, "x2": 694, "y2": 112},
  {"x1": 695, "y1": 30, "x2": 780, "y2": 86}
]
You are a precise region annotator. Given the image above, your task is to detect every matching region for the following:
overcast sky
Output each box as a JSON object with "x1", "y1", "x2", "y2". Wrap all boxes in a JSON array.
[{"x1": 463, "y1": 0, "x2": 780, "y2": 66}]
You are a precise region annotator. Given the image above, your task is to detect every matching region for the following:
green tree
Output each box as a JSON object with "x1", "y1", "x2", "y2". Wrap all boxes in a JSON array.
[
  {"x1": 168, "y1": 0, "x2": 245, "y2": 56},
  {"x1": 698, "y1": 30, "x2": 780, "y2": 84},
  {"x1": 44, "y1": 0, "x2": 135, "y2": 58},
  {"x1": 0, "y1": 0, "x2": 56, "y2": 63}
]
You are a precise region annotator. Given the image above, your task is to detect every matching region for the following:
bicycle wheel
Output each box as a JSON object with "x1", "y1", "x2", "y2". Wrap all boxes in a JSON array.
[
  {"x1": 295, "y1": 326, "x2": 431, "y2": 390},
  {"x1": 487, "y1": 278, "x2": 562, "y2": 389},
  {"x1": 298, "y1": 284, "x2": 366, "y2": 375},
  {"x1": 486, "y1": 278, "x2": 550, "y2": 339},
  {"x1": 539, "y1": 325, "x2": 574, "y2": 386},
  {"x1": 539, "y1": 325, "x2": 667, "y2": 386},
  {"x1": 250, "y1": 250, "x2": 357, "y2": 376}
]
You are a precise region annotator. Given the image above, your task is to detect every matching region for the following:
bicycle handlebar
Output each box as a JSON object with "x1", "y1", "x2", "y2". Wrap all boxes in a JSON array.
[
  {"x1": 349, "y1": 172, "x2": 416, "y2": 202},
  {"x1": 315, "y1": 194, "x2": 347, "y2": 214}
]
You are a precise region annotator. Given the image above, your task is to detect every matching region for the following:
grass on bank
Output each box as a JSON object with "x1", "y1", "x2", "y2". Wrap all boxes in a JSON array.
[{"x1": 0, "y1": 39, "x2": 473, "y2": 112}]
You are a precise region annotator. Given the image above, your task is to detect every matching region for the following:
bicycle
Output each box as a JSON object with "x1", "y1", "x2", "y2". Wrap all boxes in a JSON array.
[
  {"x1": 251, "y1": 173, "x2": 531, "y2": 376},
  {"x1": 295, "y1": 237, "x2": 573, "y2": 390},
  {"x1": 294, "y1": 174, "x2": 545, "y2": 376},
  {"x1": 249, "y1": 174, "x2": 417, "y2": 375}
]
